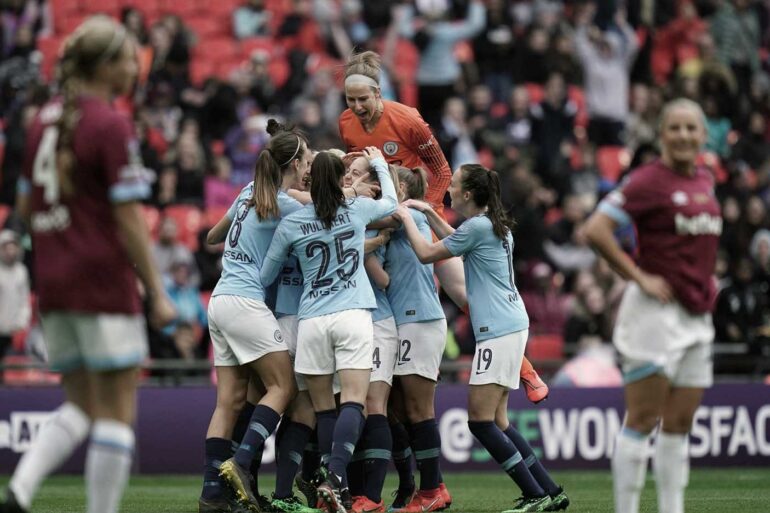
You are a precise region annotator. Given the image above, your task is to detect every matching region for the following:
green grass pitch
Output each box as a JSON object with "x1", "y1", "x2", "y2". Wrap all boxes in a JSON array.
[{"x1": 3, "y1": 469, "x2": 769, "y2": 512}]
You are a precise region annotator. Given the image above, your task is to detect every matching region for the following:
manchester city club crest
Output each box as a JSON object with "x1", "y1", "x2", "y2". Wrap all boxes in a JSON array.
[
  {"x1": 383, "y1": 141, "x2": 399, "y2": 156},
  {"x1": 274, "y1": 330, "x2": 283, "y2": 343}
]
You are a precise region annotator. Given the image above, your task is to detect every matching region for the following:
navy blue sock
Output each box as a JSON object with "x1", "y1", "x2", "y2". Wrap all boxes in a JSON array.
[
  {"x1": 328, "y1": 402, "x2": 366, "y2": 483},
  {"x1": 390, "y1": 421, "x2": 414, "y2": 491},
  {"x1": 347, "y1": 438, "x2": 366, "y2": 496},
  {"x1": 469, "y1": 421, "x2": 545, "y2": 498},
  {"x1": 274, "y1": 421, "x2": 313, "y2": 499},
  {"x1": 363, "y1": 414, "x2": 392, "y2": 503},
  {"x1": 410, "y1": 419, "x2": 441, "y2": 491},
  {"x1": 503, "y1": 424, "x2": 560, "y2": 496},
  {"x1": 232, "y1": 402, "x2": 256, "y2": 445},
  {"x1": 234, "y1": 405, "x2": 281, "y2": 469},
  {"x1": 201, "y1": 437, "x2": 232, "y2": 500},
  {"x1": 316, "y1": 409, "x2": 338, "y2": 469},
  {"x1": 302, "y1": 428, "x2": 321, "y2": 481}
]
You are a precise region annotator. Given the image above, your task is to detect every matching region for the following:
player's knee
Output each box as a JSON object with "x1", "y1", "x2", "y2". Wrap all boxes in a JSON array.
[
  {"x1": 625, "y1": 410, "x2": 659, "y2": 434},
  {"x1": 661, "y1": 413, "x2": 695, "y2": 434}
]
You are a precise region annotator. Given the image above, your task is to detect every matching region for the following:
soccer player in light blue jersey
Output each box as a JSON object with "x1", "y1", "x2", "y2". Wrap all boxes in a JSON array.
[
  {"x1": 199, "y1": 122, "x2": 311, "y2": 513},
  {"x1": 396, "y1": 164, "x2": 569, "y2": 513},
  {"x1": 385, "y1": 166, "x2": 449, "y2": 513},
  {"x1": 261, "y1": 147, "x2": 397, "y2": 513}
]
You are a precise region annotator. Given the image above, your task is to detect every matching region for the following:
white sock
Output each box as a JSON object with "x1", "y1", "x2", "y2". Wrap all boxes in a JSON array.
[
  {"x1": 612, "y1": 427, "x2": 650, "y2": 513},
  {"x1": 9, "y1": 402, "x2": 90, "y2": 510},
  {"x1": 653, "y1": 432, "x2": 689, "y2": 513},
  {"x1": 85, "y1": 419, "x2": 135, "y2": 513}
]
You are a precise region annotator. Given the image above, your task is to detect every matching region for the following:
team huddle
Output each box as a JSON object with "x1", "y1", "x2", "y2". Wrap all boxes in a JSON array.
[{"x1": 1, "y1": 13, "x2": 724, "y2": 513}]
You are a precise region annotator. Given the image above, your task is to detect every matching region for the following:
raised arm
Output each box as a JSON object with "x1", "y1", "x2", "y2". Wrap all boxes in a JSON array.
[
  {"x1": 410, "y1": 119, "x2": 452, "y2": 212},
  {"x1": 394, "y1": 205, "x2": 452, "y2": 264},
  {"x1": 364, "y1": 147, "x2": 398, "y2": 220}
]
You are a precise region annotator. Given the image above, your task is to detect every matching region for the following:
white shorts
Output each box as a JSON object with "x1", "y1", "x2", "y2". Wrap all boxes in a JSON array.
[
  {"x1": 208, "y1": 295, "x2": 288, "y2": 367},
  {"x1": 41, "y1": 312, "x2": 148, "y2": 373},
  {"x1": 393, "y1": 320, "x2": 447, "y2": 381},
  {"x1": 614, "y1": 283, "x2": 714, "y2": 387},
  {"x1": 295, "y1": 309, "x2": 373, "y2": 375},
  {"x1": 469, "y1": 329, "x2": 528, "y2": 389},
  {"x1": 371, "y1": 317, "x2": 398, "y2": 385}
]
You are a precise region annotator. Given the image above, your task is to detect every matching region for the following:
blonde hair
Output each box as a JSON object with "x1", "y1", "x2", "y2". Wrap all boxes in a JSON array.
[
  {"x1": 56, "y1": 15, "x2": 130, "y2": 197},
  {"x1": 659, "y1": 98, "x2": 707, "y2": 131},
  {"x1": 344, "y1": 51, "x2": 382, "y2": 88}
]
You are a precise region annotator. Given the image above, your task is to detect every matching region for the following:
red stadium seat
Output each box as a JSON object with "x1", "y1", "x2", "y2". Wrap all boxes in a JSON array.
[
  {"x1": 55, "y1": 12, "x2": 87, "y2": 36},
  {"x1": 194, "y1": 37, "x2": 240, "y2": 61},
  {"x1": 204, "y1": 206, "x2": 229, "y2": 228},
  {"x1": 37, "y1": 36, "x2": 64, "y2": 79},
  {"x1": 240, "y1": 36, "x2": 277, "y2": 57},
  {"x1": 163, "y1": 205, "x2": 203, "y2": 250},
  {"x1": 596, "y1": 146, "x2": 630, "y2": 183},
  {"x1": 0, "y1": 204, "x2": 11, "y2": 228},
  {"x1": 186, "y1": 15, "x2": 228, "y2": 38},
  {"x1": 127, "y1": 0, "x2": 160, "y2": 17},
  {"x1": 526, "y1": 334, "x2": 564, "y2": 360},
  {"x1": 156, "y1": 0, "x2": 203, "y2": 17},
  {"x1": 81, "y1": 0, "x2": 120, "y2": 17}
]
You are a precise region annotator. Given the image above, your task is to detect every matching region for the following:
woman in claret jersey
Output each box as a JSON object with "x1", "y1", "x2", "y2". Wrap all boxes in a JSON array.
[{"x1": 584, "y1": 98, "x2": 722, "y2": 513}]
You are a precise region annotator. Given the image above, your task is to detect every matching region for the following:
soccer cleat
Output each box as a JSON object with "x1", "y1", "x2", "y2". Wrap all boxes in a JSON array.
[
  {"x1": 295, "y1": 475, "x2": 319, "y2": 507},
  {"x1": 390, "y1": 489, "x2": 445, "y2": 513},
  {"x1": 520, "y1": 369, "x2": 549, "y2": 404},
  {"x1": 501, "y1": 495, "x2": 551, "y2": 513},
  {"x1": 219, "y1": 458, "x2": 260, "y2": 512},
  {"x1": 387, "y1": 480, "x2": 416, "y2": 512},
  {"x1": 198, "y1": 496, "x2": 231, "y2": 513},
  {"x1": 0, "y1": 489, "x2": 27, "y2": 513},
  {"x1": 316, "y1": 471, "x2": 347, "y2": 513},
  {"x1": 272, "y1": 494, "x2": 323, "y2": 513},
  {"x1": 438, "y1": 483, "x2": 451, "y2": 509},
  {"x1": 544, "y1": 488, "x2": 569, "y2": 511},
  {"x1": 351, "y1": 496, "x2": 385, "y2": 513},
  {"x1": 341, "y1": 488, "x2": 353, "y2": 512},
  {"x1": 258, "y1": 494, "x2": 279, "y2": 513}
]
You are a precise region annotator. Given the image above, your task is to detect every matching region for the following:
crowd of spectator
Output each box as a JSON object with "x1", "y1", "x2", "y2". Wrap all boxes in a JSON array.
[{"x1": 1, "y1": 0, "x2": 770, "y2": 383}]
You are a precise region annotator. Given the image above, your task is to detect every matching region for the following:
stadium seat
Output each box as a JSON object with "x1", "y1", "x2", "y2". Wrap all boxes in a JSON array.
[
  {"x1": 240, "y1": 36, "x2": 275, "y2": 57},
  {"x1": 128, "y1": 0, "x2": 160, "y2": 17},
  {"x1": 189, "y1": 59, "x2": 217, "y2": 86},
  {"x1": 204, "y1": 206, "x2": 228, "y2": 228},
  {"x1": 81, "y1": 0, "x2": 120, "y2": 17},
  {"x1": 156, "y1": 0, "x2": 202, "y2": 17},
  {"x1": 526, "y1": 334, "x2": 564, "y2": 360},
  {"x1": 596, "y1": 146, "x2": 630, "y2": 183},
  {"x1": 194, "y1": 37, "x2": 240, "y2": 61},
  {"x1": 0, "y1": 204, "x2": 11, "y2": 228},
  {"x1": 163, "y1": 205, "x2": 203, "y2": 250},
  {"x1": 55, "y1": 12, "x2": 87, "y2": 36},
  {"x1": 186, "y1": 15, "x2": 227, "y2": 38},
  {"x1": 36, "y1": 36, "x2": 64, "y2": 80}
]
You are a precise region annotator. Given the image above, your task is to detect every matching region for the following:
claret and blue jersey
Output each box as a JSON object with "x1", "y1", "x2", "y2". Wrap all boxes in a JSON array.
[
  {"x1": 212, "y1": 184, "x2": 303, "y2": 302},
  {"x1": 444, "y1": 215, "x2": 529, "y2": 342},
  {"x1": 261, "y1": 157, "x2": 397, "y2": 320}
]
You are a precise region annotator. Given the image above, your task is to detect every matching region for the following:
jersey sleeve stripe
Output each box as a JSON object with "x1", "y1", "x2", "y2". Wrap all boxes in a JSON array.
[
  {"x1": 597, "y1": 201, "x2": 632, "y2": 228},
  {"x1": 109, "y1": 181, "x2": 151, "y2": 203}
]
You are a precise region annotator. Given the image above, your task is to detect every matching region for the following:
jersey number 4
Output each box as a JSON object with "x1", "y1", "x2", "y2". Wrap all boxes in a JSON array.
[
  {"x1": 32, "y1": 126, "x2": 61, "y2": 204},
  {"x1": 305, "y1": 230, "x2": 359, "y2": 289}
]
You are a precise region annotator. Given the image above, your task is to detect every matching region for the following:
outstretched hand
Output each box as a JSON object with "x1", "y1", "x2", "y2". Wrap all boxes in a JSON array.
[
  {"x1": 352, "y1": 174, "x2": 380, "y2": 198},
  {"x1": 402, "y1": 198, "x2": 431, "y2": 212},
  {"x1": 363, "y1": 146, "x2": 385, "y2": 162}
]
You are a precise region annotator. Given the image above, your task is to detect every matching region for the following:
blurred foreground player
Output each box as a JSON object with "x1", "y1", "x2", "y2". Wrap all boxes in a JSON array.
[
  {"x1": 584, "y1": 98, "x2": 721, "y2": 513},
  {"x1": 1, "y1": 15, "x2": 175, "y2": 513}
]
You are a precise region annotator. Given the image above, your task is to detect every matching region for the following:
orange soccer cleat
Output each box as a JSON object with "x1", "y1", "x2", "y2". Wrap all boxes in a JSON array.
[
  {"x1": 520, "y1": 367, "x2": 549, "y2": 404},
  {"x1": 351, "y1": 496, "x2": 385, "y2": 513},
  {"x1": 438, "y1": 483, "x2": 451, "y2": 509},
  {"x1": 391, "y1": 489, "x2": 446, "y2": 513}
]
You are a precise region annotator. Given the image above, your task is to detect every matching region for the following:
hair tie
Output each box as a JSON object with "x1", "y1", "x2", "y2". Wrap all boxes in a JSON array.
[
  {"x1": 97, "y1": 24, "x2": 127, "y2": 63},
  {"x1": 344, "y1": 74, "x2": 380, "y2": 89},
  {"x1": 280, "y1": 136, "x2": 301, "y2": 167}
]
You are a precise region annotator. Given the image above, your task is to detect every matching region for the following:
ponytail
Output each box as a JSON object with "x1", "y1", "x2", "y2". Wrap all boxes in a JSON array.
[
  {"x1": 247, "y1": 119, "x2": 307, "y2": 220},
  {"x1": 396, "y1": 166, "x2": 427, "y2": 200},
  {"x1": 55, "y1": 55, "x2": 79, "y2": 197},
  {"x1": 311, "y1": 152, "x2": 346, "y2": 229},
  {"x1": 460, "y1": 164, "x2": 516, "y2": 240}
]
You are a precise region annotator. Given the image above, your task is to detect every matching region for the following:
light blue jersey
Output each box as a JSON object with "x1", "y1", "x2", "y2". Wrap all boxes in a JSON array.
[
  {"x1": 365, "y1": 229, "x2": 394, "y2": 322},
  {"x1": 213, "y1": 185, "x2": 303, "y2": 302},
  {"x1": 443, "y1": 215, "x2": 528, "y2": 341},
  {"x1": 275, "y1": 255, "x2": 303, "y2": 317},
  {"x1": 385, "y1": 208, "x2": 444, "y2": 325},
  {"x1": 261, "y1": 158, "x2": 397, "y2": 320}
]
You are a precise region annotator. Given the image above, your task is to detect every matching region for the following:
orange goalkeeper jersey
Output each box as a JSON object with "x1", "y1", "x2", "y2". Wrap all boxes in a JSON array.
[{"x1": 339, "y1": 100, "x2": 452, "y2": 216}]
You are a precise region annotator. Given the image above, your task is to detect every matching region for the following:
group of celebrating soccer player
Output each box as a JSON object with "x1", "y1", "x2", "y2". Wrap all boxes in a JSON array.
[{"x1": 1, "y1": 12, "x2": 724, "y2": 513}]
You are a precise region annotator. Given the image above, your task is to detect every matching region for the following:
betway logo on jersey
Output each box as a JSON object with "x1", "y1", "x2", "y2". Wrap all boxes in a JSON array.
[
  {"x1": 0, "y1": 412, "x2": 54, "y2": 453},
  {"x1": 674, "y1": 213, "x2": 722, "y2": 236}
]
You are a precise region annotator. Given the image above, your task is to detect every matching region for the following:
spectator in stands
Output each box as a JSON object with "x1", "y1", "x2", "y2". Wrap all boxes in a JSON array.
[
  {"x1": 530, "y1": 71, "x2": 577, "y2": 195},
  {"x1": 512, "y1": 25, "x2": 551, "y2": 85},
  {"x1": 570, "y1": 143, "x2": 600, "y2": 210},
  {"x1": 194, "y1": 229, "x2": 223, "y2": 293},
  {"x1": 703, "y1": 95, "x2": 731, "y2": 158},
  {"x1": 153, "y1": 216, "x2": 199, "y2": 286},
  {"x1": 543, "y1": 194, "x2": 596, "y2": 272},
  {"x1": 731, "y1": 111, "x2": 770, "y2": 170},
  {"x1": 546, "y1": 31, "x2": 582, "y2": 86},
  {"x1": 400, "y1": 0, "x2": 486, "y2": 127},
  {"x1": 495, "y1": 86, "x2": 534, "y2": 159},
  {"x1": 473, "y1": 0, "x2": 515, "y2": 102},
  {"x1": 574, "y1": 4, "x2": 639, "y2": 146},
  {"x1": 625, "y1": 84, "x2": 659, "y2": 153},
  {"x1": 710, "y1": 0, "x2": 761, "y2": 100},
  {"x1": 246, "y1": 50, "x2": 277, "y2": 113},
  {"x1": 563, "y1": 284, "x2": 612, "y2": 346},
  {"x1": 121, "y1": 7, "x2": 148, "y2": 45},
  {"x1": 1, "y1": 0, "x2": 51, "y2": 57},
  {"x1": 521, "y1": 261, "x2": 569, "y2": 336},
  {"x1": 205, "y1": 156, "x2": 238, "y2": 210},
  {"x1": 0, "y1": 230, "x2": 30, "y2": 367},
  {"x1": 437, "y1": 97, "x2": 479, "y2": 169},
  {"x1": 163, "y1": 258, "x2": 207, "y2": 338},
  {"x1": 233, "y1": 0, "x2": 272, "y2": 39},
  {"x1": 714, "y1": 256, "x2": 767, "y2": 349},
  {"x1": 167, "y1": 129, "x2": 207, "y2": 206},
  {"x1": 224, "y1": 114, "x2": 269, "y2": 185},
  {"x1": 145, "y1": 80, "x2": 183, "y2": 145}
]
